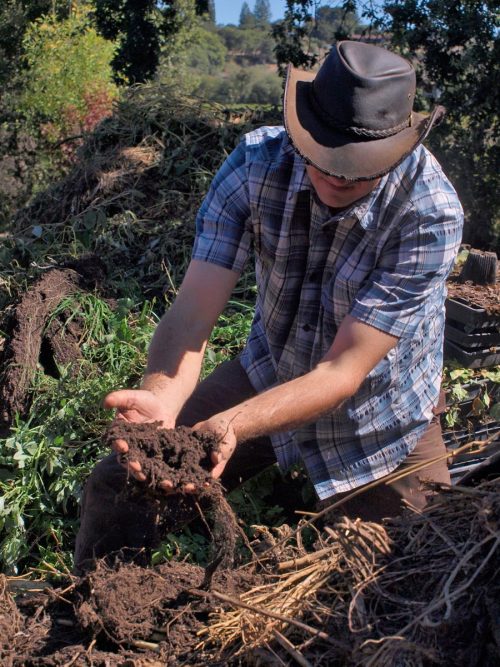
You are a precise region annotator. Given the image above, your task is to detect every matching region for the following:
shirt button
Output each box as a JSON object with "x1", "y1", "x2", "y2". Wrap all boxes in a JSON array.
[
  {"x1": 309, "y1": 271, "x2": 319, "y2": 282},
  {"x1": 303, "y1": 324, "x2": 312, "y2": 332}
]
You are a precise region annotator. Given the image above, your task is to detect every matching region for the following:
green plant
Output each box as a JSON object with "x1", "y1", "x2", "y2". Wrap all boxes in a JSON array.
[
  {"x1": 228, "y1": 465, "x2": 287, "y2": 527},
  {"x1": 20, "y1": 5, "x2": 117, "y2": 129},
  {"x1": 159, "y1": 528, "x2": 211, "y2": 566},
  {"x1": 442, "y1": 363, "x2": 500, "y2": 429},
  {"x1": 0, "y1": 296, "x2": 158, "y2": 573},
  {"x1": 203, "y1": 300, "x2": 254, "y2": 377}
]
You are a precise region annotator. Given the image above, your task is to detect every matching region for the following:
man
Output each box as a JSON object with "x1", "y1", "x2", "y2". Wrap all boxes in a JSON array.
[{"x1": 74, "y1": 41, "x2": 463, "y2": 570}]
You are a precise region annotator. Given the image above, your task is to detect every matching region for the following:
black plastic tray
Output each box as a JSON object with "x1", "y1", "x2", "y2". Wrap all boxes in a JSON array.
[
  {"x1": 445, "y1": 297, "x2": 500, "y2": 333},
  {"x1": 444, "y1": 421, "x2": 500, "y2": 460},
  {"x1": 444, "y1": 339, "x2": 500, "y2": 368},
  {"x1": 445, "y1": 322, "x2": 500, "y2": 349},
  {"x1": 445, "y1": 422, "x2": 500, "y2": 484}
]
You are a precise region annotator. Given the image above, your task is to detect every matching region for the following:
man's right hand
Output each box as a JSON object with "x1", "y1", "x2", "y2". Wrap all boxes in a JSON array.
[{"x1": 103, "y1": 389, "x2": 176, "y2": 491}]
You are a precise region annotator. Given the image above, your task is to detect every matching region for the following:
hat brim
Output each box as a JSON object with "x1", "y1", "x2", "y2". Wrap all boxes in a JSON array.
[{"x1": 284, "y1": 64, "x2": 445, "y2": 181}]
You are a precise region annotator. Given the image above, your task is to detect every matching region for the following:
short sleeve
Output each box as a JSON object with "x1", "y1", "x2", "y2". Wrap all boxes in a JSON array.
[
  {"x1": 350, "y1": 201, "x2": 464, "y2": 339},
  {"x1": 192, "y1": 141, "x2": 252, "y2": 273}
]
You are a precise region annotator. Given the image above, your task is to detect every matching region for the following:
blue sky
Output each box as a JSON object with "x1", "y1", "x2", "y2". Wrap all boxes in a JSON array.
[{"x1": 213, "y1": 0, "x2": 288, "y2": 26}]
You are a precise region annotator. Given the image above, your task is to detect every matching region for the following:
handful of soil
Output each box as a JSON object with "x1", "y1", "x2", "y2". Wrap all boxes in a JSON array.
[
  {"x1": 107, "y1": 422, "x2": 217, "y2": 492},
  {"x1": 106, "y1": 421, "x2": 238, "y2": 567}
]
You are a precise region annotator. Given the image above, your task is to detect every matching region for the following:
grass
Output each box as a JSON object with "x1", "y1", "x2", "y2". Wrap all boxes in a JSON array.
[{"x1": 0, "y1": 295, "x2": 158, "y2": 573}]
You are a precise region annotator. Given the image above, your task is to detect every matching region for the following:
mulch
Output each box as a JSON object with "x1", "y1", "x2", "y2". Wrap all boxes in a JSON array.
[{"x1": 2, "y1": 479, "x2": 499, "y2": 666}]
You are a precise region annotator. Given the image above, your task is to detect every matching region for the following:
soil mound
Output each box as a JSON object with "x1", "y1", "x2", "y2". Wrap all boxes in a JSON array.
[
  {"x1": 0, "y1": 258, "x2": 106, "y2": 427},
  {"x1": 1, "y1": 560, "x2": 261, "y2": 666}
]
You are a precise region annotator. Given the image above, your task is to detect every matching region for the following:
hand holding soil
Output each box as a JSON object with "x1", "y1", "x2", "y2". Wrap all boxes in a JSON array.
[
  {"x1": 104, "y1": 388, "x2": 177, "y2": 491},
  {"x1": 193, "y1": 415, "x2": 237, "y2": 480}
]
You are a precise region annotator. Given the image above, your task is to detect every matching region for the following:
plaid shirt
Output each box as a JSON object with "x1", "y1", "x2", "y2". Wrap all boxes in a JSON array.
[{"x1": 192, "y1": 127, "x2": 463, "y2": 499}]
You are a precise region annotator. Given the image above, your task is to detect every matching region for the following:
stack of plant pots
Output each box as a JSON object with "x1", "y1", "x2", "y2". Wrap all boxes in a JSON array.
[
  {"x1": 445, "y1": 297, "x2": 500, "y2": 368},
  {"x1": 443, "y1": 249, "x2": 500, "y2": 483},
  {"x1": 444, "y1": 249, "x2": 500, "y2": 368}
]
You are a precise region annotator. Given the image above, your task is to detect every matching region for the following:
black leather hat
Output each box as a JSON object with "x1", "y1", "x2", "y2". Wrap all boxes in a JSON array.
[{"x1": 284, "y1": 41, "x2": 445, "y2": 181}]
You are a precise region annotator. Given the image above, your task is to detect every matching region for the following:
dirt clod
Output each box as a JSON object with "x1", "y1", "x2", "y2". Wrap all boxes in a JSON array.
[{"x1": 107, "y1": 422, "x2": 215, "y2": 491}]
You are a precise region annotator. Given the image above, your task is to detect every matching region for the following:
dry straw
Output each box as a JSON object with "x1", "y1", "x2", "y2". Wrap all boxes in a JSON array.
[{"x1": 199, "y1": 436, "x2": 500, "y2": 666}]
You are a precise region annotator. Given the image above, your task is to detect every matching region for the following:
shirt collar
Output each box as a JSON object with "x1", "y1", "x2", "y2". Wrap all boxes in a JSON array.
[{"x1": 286, "y1": 147, "x2": 310, "y2": 199}]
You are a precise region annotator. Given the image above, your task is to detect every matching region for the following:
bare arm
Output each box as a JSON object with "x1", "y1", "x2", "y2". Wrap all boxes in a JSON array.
[
  {"x1": 199, "y1": 315, "x2": 398, "y2": 478},
  {"x1": 140, "y1": 259, "x2": 240, "y2": 414}
]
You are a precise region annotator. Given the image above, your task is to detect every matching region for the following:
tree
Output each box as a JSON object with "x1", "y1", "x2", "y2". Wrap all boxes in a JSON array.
[
  {"x1": 254, "y1": 0, "x2": 271, "y2": 28},
  {"x1": 311, "y1": 5, "x2": 363, "y2": 44},
  {"x1": 93, "y1": 0, "x2": 203, "y2": 83},
  {"x1": 186, "y1": 27, "x2": 227, "y2": 74},
  {"x1": 385, "y1": 0, "x2": 499, "y2": 248},
  {"x1": 195, "y1": 0, "x2": 215, "y2": 23},
  {"x1": 272, "y1": 0, "x2": 317, "y2": 75},
  {"x1": 93, "y1": 0, "x2": 165, "y2": 83},
  {"x1": 239, "y1": 1, "x2": 256, "y2": 28}
]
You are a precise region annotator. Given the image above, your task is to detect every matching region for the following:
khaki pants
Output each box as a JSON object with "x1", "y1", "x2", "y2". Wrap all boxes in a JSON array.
[{"x1": 74, "y1": 358, "x2": 450, "y2": 572}]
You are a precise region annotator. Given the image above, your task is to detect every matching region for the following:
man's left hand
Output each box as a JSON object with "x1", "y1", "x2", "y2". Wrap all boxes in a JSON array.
[{"x1": 193, "y1": 416, "x2": 237, "y2": 480}]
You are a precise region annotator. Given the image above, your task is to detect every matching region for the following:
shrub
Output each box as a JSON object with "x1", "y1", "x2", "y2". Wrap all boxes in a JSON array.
[{"x1": 19, "y1": 5, "x2": 117, "y2": 133}]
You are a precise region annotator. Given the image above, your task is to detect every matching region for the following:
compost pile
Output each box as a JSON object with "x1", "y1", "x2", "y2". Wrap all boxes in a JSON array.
[
  {"x1": 1, "y1": 479, "x2": 498, "y2": 666},
  {"x1": 0, "y1": 85, "x2": 278, "y2": 429},
  {"x1": 2, "y1": 84, "x2": 278, "y2": 305},
  {"x1": 0, "y1": 559, "x2": 259, "y2": 667}
]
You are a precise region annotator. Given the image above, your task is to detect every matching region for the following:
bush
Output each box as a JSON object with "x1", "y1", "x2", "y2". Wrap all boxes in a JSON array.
[
  {"x1": 19, "y1": 5, "x2": 117, "y2": 133},
  {"x1": 186, "y1": 27, "x2": 227, "y2": 75},
  {"x1": 195, "y1": 65, "x2": 283, "y2": 105}
]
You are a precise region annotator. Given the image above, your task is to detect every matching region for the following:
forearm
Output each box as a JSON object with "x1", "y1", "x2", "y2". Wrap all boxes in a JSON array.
[
  {"x1": 141, "y1": 306, "x2": 208, "y2": 418},
  {"x1": 210, "y1": 316, "x2": 398, "y2": 443},
  {"x1": 138, "y1": 261, "x2": 240, "y2": 418},
  {"x1": 215, "y1": 358, "x2": 359, "y2": 443}
]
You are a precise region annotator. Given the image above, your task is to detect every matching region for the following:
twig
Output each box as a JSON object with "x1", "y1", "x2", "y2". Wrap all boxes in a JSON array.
[
  {"x1": 272, "y1": 628, "x2": 314, "y2": 667},
  {"x1": 277, "y1": 547, "x2": 334, "y2": 572}
]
